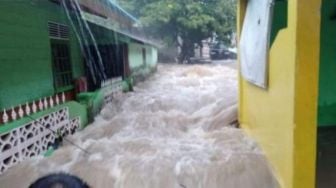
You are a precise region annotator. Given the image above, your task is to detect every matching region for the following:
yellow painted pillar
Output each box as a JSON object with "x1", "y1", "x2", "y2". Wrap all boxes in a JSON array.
[
  {"x1": 238, "y1": 0, "x2": 321, "y2": 187},
  {"x1": 237, "y1": 0, "x2": 246, "y2": 124},
  {"x1": 293, "y1": 0, "x2": 321, "y2": 187}
]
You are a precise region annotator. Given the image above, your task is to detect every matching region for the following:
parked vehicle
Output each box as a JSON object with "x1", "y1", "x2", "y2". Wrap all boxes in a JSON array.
[{"x1": 210, "y1": 43, "x2": 236, "y2": 60}]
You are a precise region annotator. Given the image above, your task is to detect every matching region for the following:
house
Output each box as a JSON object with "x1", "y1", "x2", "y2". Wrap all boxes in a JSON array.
[
  {"x1": 238, "y1": 0, "x2": 334, "y2": 187},
  {"x1": 0, "y1": 0, "x2": 158, "y2": 174}
]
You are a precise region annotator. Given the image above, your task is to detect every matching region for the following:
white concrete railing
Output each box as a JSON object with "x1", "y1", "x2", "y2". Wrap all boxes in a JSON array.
[
  {"x1": 101, "y1": 77, "x2": 123, "y2": 105},
  {"x1": 0, "y1": 107, "x2": 80, "y2": 174},
  {"x1": 1, "y1": 93, "x2": 67, "y2": 125}
]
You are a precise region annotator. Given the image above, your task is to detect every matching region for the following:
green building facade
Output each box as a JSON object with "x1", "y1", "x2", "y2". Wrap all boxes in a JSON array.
[{"x1": 0, "y1": 0, "x2": 158, "y2": 174}]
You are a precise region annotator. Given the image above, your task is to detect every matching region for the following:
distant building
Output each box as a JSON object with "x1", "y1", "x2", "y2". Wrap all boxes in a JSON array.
[{"x1": 0, "y1": 0, "x2": 158, "y2": 174}]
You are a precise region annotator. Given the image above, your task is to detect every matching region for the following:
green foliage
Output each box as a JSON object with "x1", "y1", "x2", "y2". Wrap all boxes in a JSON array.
[
  {"x1": 118, "y1": 0, "x2": 236, "y2": 44},
  {"x1": 117, "y1": 0, "x2": 236, "y2": 62}
]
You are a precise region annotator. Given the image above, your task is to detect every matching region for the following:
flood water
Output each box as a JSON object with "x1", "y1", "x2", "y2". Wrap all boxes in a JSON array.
[{"x1": 0, "y1": 62, "x2": 279, "y2": 188}]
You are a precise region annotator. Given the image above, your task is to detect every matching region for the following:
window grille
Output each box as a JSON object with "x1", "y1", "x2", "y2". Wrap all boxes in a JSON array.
[{"x1": 50, "y1": 42, "x2": 73, "y2": 91}]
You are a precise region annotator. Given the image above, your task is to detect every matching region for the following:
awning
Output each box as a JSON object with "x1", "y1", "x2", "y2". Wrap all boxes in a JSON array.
[{"x1": 81, "y1": 12, "x2": 158, "y2": 47}]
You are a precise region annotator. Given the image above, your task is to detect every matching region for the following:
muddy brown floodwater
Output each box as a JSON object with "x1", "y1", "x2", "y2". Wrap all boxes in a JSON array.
[{"x1": 0, "y1": 63, "x2": 279, "y2": 188}]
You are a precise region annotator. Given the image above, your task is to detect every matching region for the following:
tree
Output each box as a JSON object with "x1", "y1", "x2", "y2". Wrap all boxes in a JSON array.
[{"x1": 117, "y1": 0, "x2": 236, "y2": 63}]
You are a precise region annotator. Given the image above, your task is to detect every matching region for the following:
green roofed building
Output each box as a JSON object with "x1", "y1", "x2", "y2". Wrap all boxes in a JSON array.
[{"x1": 0, "y1": 0, "x2": 158, "y2": 174}]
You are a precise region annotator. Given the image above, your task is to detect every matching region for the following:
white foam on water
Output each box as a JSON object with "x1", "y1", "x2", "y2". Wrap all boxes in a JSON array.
[{"x1": 0, "y1": 63, "x2": 279, "y2": 188}]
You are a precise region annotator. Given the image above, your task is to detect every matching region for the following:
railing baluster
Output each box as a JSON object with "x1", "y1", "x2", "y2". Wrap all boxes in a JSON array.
[
  {"x1": 25, "y1": 103, "x2": 31, "y2": 115},
  {"x1": 32, "y1": 102, "x2": 37, "y2": 113},
  {"x1": 43, "y1": 98, "x2": 48, "y2": 109},
  {"x1": 2, "y1": 109, "x2": 8, "y2": 124},
  {"x1": 39, "y1": 99, "x2": 44, "y2": 110},
  {"x1": 11, "y1": 107, "x2": 17, "y2": 121},
  {"x1": 50, "y1": 97, "x2": 54, "y2": 107},
  {"x1": 61, "y1": 92, "x2": 66, "y2": 103},
  {"x1": 55, "y1": 94, "x2": 60, "y2": 105},
  {"x1": 18, "y1": 105, "x2": 24, "y2": 118}
]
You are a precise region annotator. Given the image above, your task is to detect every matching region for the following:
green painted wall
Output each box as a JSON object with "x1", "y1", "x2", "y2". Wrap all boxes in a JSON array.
[
  {"x1": 0, "y1": 1, "x2": 83, "y2": 110},
  {"x1": 143, "y1": 45, "x2": 153, "y2": 67},
  {"x1": 128, "y1": 43, "x2": 158, "y2": 84},
  {"x1": 318, "y1": 0, "x2": 336, "y2": 126},
  {"x1": 128, "y1": 42, "x2": 158, "y2": 70},
  {"x1": 148, "y1": 46, "x2": 158, "y2": 68},
  {"x1": 0, "y1": 1, "x2": 157, "y2": 112},
  {"x1": 128, "y1": 42, "x2": 145, "y2": 69},
  {"x1": 77, "y1": 89, "x2": 104, "y2": 123}
]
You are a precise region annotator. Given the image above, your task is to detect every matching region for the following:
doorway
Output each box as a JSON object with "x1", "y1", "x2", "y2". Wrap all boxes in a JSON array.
[
  {"x1": 84, "y1": 44, "x2": 128, "y2": 91},
  {"x1": 316, "y1": 0, "x2": 336, "y2": 187}
]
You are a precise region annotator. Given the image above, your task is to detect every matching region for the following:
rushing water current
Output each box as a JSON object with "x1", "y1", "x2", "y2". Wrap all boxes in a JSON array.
[{"x1": 0, "y1": 63, "x2": 278, "y2": 188}]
